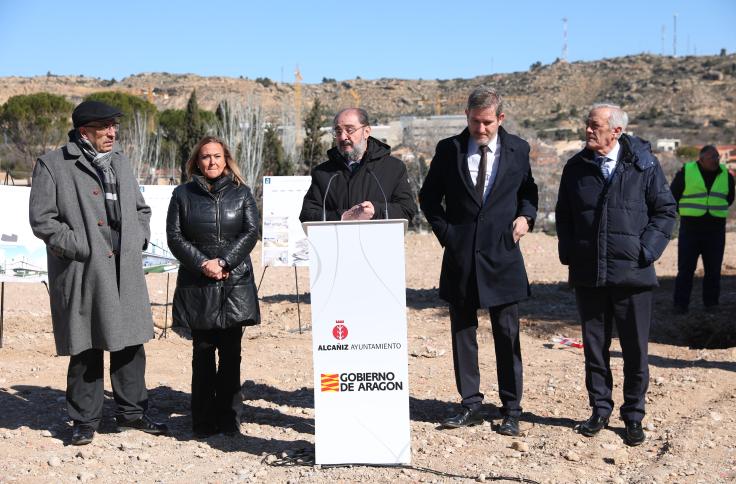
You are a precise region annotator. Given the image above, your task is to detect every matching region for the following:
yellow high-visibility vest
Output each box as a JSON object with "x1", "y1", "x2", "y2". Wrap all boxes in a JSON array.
[{"x1": 679, "y1": 161, "x2": 729, "y2": 217}]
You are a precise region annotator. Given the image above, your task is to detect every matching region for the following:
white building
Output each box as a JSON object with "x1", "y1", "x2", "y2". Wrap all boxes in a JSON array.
[
  {"x1": 400, "y1": 115, "x2": 467, "y2": 149},
  {"x1": 656, "y1": 138, "x2": 680, "y2": 152}
]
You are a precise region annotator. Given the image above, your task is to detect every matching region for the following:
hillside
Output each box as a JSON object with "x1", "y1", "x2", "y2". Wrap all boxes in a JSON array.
[{"x1": 1, "y1": 54, "x2": 734, "y2": 145}]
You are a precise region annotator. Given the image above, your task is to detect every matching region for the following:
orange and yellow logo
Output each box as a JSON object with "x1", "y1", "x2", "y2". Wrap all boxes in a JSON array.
[{"x1": 321, "y1": 373, "x2": 339, "y2": 392}]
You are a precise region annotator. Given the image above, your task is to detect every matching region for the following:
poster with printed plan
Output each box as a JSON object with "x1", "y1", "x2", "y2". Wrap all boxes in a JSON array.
[
  {"x1": 304, "y1": 219, "x2": 410, "y2": 465},
  {"x1": 261, "y1": 176, "x2": 312, "y2": 267},
  {"x1": 0, "y1": 186, "x2": 48, "y2": 283},
  {"x1": 138, "y1": 185, "x2": 179, "y2": 274},
  {"x1": 0, "y1": 185, "x2": 178, "y2": 283}
]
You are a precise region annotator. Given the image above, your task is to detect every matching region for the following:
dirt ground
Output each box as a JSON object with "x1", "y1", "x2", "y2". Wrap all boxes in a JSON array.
[{"x1": 0, "y1": 232, "x2": 734, "y2": 483}]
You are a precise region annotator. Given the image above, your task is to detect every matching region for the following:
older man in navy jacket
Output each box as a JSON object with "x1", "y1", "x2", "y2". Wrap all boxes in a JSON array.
[
  {"x1": 555, "y1": 103, "x2": 676, "y2": 446},
  {"x1": 420, "y1": 86, "x2": 538, "y2": 436}
]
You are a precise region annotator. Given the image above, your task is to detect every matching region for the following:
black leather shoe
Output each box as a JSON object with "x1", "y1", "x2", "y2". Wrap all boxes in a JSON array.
[
  {"x1": 576, "y1": 414, "x2": 609, "y2": 437},
  {"x1": 441, "y1": 408, "x2": 483, "y2": 428},
  {"x1": 704, "y1": 304, "x2": 720, "y2": 314},
  {"x1": 672, "y1": 304, "x2": 688, "y2": 315},
  {"x1": 497, "y1": 416, "x2": 520, "y2": 436},
  {"x1": 71, "y1": 425, "x2": 95, "y2": 446},
  {"x1": 624, "y1": 420, "x2": 646, "y2": 446},
  {"x1": 117, "y1": 415, "x2": 168, "y2": 435},
  {"x1": 193, "y1": 425, "x2": 219, "y2": 439},
  {"x1": 221, "y1": 426, "x2": 241, "y2": 437}
]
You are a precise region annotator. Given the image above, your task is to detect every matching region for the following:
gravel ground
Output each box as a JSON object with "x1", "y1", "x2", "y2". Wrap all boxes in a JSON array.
[{"x1": 0, "y1": 232, "x2": 734, "y2": 483}]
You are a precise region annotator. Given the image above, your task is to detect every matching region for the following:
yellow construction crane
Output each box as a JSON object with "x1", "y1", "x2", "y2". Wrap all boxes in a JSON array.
[
  {"x1": 294, "y1": 66, "x2": 303, "y2": 145},
  {"x1": 349, "y1": 88, "x2": 360, "y2": 107}
]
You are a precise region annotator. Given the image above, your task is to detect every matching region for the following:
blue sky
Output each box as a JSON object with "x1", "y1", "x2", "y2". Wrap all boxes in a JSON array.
[{"x1": 0, "y1": 0, "x2": 734, "y2": 84}]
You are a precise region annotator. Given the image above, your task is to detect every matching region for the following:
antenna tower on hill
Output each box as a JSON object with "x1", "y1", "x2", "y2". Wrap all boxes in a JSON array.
[
  {"x1": 661, "y1": 25, "x2": 666, "y2": 55},
  {"x1": 673, "y1": 13, "x2": 678, "y2": 56}
]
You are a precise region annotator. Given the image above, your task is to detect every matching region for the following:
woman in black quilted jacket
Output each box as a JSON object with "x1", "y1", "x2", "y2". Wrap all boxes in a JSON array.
[{"x1": 166, "y1": 136, "x2": 260, "y2": 438}]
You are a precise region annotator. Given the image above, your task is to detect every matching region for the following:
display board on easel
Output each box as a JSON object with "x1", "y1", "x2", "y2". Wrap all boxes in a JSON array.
[
  {"x1": 0, "y1": 185, "x2": 179, "y2": 345},
  {"x1": 0, "y1": 186, "x2": 48, "y2": 284},
  {"x1": 261, "y1": 176, "x2": 312, "y2": 268},
  {"x1": 0, "y1": 185, "x2": 179, "y2": 281},
  {"x1": 139, "y1": 185, "x2": 179, "y2": 274},
  {"x1": 259, "y1": 175, "x2": 312, "y2": 333}
]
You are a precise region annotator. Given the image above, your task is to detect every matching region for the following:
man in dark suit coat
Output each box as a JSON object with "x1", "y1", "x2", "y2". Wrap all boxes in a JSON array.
[{"x1": 419, "y1": 86, "x2": 538, "y2": 436}]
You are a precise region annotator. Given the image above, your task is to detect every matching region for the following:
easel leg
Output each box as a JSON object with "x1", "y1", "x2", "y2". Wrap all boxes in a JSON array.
[
  {"x1": 256, "y1": 266, "x2": 268, "y2": 295},
  {"x1": 161, "y1": 273, "x2": 170, "y2": 339},
  {"x1": 294, "y1": 267, "x2": 302, "y2": 335},
  {"x1": 1, "y1": 282, "x2": 4, "y2": 348}
]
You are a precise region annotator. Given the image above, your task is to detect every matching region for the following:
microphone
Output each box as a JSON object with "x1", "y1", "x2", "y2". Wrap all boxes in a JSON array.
[
  {"x1": 322, "y1": 173, "x2": 339, "y2": 221},
  {"x1": 366, "y1": 167, "x2": 389, "y2": 220}
]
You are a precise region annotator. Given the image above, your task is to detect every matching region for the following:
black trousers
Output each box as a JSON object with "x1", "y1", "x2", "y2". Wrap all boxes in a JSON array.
[
  {"x1": 449, "y1": 302, "x2": 523, "y2": 417},
  {"x1": 575, "y1": 286, "x2": 652, "y2": 423},
  {"x1": 674, "y1": 226, "x2": 726, "y2": 308},
  {"x1": 191, "y1": 326, "x2": 243, "y2": 432},
  {"x1": 67, "y1": 344, "x2": 148, "y2": 428}
]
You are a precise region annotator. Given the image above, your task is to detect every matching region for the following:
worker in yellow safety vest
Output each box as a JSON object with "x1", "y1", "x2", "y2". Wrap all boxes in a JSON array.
[{"x1": 670, "y1": 145, "x2": 734, "y2": 314}]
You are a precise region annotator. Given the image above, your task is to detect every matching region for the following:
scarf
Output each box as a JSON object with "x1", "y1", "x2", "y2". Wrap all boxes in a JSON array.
[{"x1": 69, "y1": 129, "x2": 122, "y2": 250}]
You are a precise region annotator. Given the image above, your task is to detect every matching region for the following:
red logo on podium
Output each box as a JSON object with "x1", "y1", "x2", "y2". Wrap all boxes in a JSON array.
[{"x1": 332, "y1": 320, "x2": 348, "y2": 340}]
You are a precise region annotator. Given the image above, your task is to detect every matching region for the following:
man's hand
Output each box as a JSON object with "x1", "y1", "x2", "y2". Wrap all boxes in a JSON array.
[
  {"x1": 341, "y1": 201, "x2": 375, "y2": 221},
  {"x1": 512, "y1": 216, "x2": 530, "y2": 243},
  {"x1": 201, "y1": 259, "x2": 227, "y2": 280}
]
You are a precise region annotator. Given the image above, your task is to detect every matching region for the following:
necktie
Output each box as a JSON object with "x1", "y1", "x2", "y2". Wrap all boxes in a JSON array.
[
  {"x1": 476, "y1": 145, "x2": 489, "y2": 200},
  {"x1": 595, "y1": 155, "x2": 610, "y2": 179}
]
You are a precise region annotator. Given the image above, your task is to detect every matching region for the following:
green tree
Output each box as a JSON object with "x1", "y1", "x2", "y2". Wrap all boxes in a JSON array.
[
  {"x1": 262, "y1": 124, "x2": 290, "y2": 176},
  {"x1": 84, "y1": 91, "x2": 157, "y2": 129},
  {"x1": 159, "y1": 109, "x2": 186, "y2": 142},
  {"x1": 255, "y1": 77, "x2": 274, "y2": 88},
  {"x1": 180, "y1": 90, "x2": 205, "y2": 181},
  {"x1": 85, "y1": 91, "x2": 160, "y2": 182},
  {"x1": 301, "y1": 99, "x2": 326, "y2": 173},
  {"x1": 676, "y1": 146, "x2": 700, "y2": 160},
  {"x1": 200, "y1": 110, "x2": 218, "y2": 131},
  {"x1": 158, "y1": 109, "x2": 186, "y2": 182},
  {"x1": 0, "y1": 92, "x2": 73, "y2": 177}
]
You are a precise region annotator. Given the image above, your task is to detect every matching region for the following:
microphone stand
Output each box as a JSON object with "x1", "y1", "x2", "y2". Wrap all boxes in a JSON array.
[
  {"x1": 366, "y1": 167, "x2": 389, "y2": 220},
  {"x1": 322, "y1": 173, "x2": 339, "y2": 221}
]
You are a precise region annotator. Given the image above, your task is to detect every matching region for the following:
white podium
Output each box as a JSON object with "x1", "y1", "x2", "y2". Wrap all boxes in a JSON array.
[{"x1": 303, "y1": 219, "x2": 411, "y2": 465}]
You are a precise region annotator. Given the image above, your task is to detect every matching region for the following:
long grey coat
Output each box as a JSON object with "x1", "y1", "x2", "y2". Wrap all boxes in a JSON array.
[{"x1": 29, "y1": 141, "x2": 154, "y2": 356}]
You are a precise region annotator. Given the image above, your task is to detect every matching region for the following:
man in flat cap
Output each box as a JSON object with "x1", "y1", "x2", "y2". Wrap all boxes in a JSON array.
[{"x1": 29, "y1": 100, "x2": 167, "y2": 445}]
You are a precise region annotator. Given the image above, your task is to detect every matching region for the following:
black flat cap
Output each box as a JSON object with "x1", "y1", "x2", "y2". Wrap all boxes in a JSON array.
[{"x1": 72, "y1": 100, "x2": 124, "y2": 128}]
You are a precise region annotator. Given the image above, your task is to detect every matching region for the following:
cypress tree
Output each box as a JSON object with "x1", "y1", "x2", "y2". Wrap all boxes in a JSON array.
[
  {"x1": 301, "y1": 99, "x2": 326, "y2": 174},
  {"x1": 180, "y1": 90, "x2": 204, "y2": 182},
  {"x1": 262, "y1": 124, "x2": 290, "y2": 176}
]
